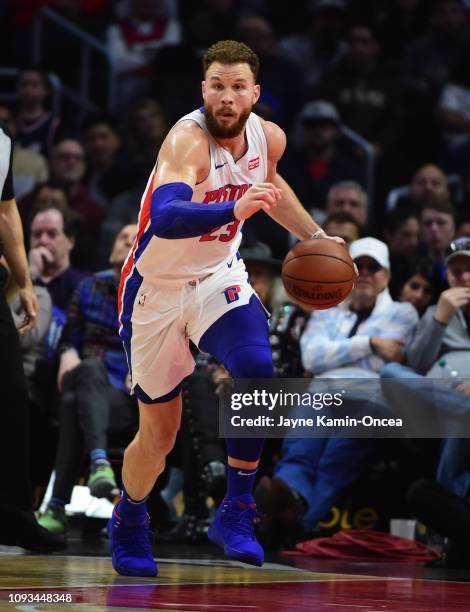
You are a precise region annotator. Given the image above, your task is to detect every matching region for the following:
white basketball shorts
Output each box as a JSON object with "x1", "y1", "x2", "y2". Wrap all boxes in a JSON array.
[{"x1": 120, "y1": 258, "x2": 256, "y2": 401}]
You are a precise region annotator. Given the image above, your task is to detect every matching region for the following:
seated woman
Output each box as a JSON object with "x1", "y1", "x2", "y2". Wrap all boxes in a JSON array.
[{"x1": 390, "y1": 257, "x2": 441, "y2": 317}]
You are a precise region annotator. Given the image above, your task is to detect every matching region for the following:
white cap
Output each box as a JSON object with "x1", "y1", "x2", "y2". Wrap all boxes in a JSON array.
[
  {"x1": 445, "y1": 236, "x2": 470, "y2": 265},
  {"x1": 349, "y1": 237, "x2": 390, "y2": 270}
]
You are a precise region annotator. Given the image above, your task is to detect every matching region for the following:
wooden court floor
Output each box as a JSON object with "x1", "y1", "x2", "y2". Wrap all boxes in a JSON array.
[{"x1": 1, "y1": 549, "x2": 470, "y2": 611}]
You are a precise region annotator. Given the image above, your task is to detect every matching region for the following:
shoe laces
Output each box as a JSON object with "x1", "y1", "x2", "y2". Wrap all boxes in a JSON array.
[
  {"x1": 220, "y1": 499, "x2": 261, "y2": 539},
  {"x1": 113, "y1": 514, "x2": 153, "y2": 557}
]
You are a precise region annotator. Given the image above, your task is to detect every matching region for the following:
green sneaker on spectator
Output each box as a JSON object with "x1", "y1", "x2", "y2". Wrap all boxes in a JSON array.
[
  {"x1": 87, "y1": 461, "x2": 119, "y2": 500},
  {"x1": 38, "y1": 504, "x2": 67, "y2": 535}
]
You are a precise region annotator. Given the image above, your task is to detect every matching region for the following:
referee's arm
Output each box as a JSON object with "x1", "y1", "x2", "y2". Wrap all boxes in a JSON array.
[{"x1": 0, "y1": 124, "x2": 37, "y2": 333}]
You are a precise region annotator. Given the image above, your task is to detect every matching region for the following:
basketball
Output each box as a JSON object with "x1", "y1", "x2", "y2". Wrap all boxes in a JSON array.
[{"x1": 282, "y1": 238, "x2": 357, "y2": 310}]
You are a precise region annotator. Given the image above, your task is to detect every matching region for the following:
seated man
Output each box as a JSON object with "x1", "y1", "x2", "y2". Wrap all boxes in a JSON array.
[
  {"x1": 393, "y1": 164, "x2": 451, "y2": 212},
  {"x1": 382, "y1": 236, "x2": 470, "y2": 498},
  {"x1": 325, "y1": 181, "x2": 369, "y2": 231},
  {"x1": 257, "y1": 238, "x2": 418, "y2": 536},
  {"x1": 420, "y1": 200, "x2": 456, "y2": 271},
  {"x1": 39, "y1": 225, "x2": 138, "y2": 534},
  {"x1": 26, "y1": 200, "x2": 89, "y2": 483}
]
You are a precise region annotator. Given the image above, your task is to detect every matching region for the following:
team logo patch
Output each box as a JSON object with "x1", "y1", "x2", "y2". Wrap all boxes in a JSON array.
[
  {"x1": 223, "y1": 285, "x2": 241, "y2": 304},
  {"x1": 248, "y1": 156, "x2": 260, "y2": 170},
  {"x1": 138, "y1": 293, "x2": 146, "y2": 306}
]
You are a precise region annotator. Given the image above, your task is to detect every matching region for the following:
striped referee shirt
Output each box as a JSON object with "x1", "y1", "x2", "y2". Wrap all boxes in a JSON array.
[
  {"x1": 0, "y1": 123, "x2": 15, "y2": 259},
  {"x1": 0, "y1": 124, "x2": 14, "y2": 202},
  {"x1": 300, "y1": 289, "x2": 419, "y2": 377}
]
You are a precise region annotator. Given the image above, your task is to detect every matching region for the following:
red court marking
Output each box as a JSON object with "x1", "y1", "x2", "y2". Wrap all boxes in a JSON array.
[{"x1": 2, "y1": 578, "x2": 470, "y2": 611}]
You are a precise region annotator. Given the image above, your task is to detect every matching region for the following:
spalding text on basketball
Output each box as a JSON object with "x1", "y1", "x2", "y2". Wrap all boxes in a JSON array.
[{"x1": 291, "y1": 285, "x2": 344, "y2": 301}]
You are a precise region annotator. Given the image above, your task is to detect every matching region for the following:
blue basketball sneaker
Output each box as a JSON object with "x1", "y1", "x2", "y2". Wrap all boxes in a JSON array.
[
  {"x1": 107, "y1": 509, "x2": 157, "y2": 577},
  {"x1": 208, "y1": 494, "x2": 264, "y2": 566}
]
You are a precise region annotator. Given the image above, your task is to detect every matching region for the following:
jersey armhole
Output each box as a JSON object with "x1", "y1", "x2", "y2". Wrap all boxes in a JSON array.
[
  {"x1": 174, "y1": 118, "x2": 211, "y2": 186},
  {"x1": 195, "y1": 124, "x2": 211, "y2": 185}
]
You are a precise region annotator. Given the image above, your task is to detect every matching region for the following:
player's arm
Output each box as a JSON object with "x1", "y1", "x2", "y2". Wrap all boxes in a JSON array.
[
  {"x1": 262, "y1": 120, "x2": 340, "y2": 242},
  {"x1": 150, "y1": 121, "x2": 280, "y2": 239}
]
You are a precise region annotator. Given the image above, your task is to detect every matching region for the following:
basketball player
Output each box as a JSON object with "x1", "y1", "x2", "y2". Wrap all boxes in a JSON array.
[{"x1": 109, "y1": 40, "x2": 343, "y2": 576}]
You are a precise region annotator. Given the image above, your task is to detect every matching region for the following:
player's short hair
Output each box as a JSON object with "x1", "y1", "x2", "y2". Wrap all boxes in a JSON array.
[{"x1": 203, "y1": 40, "x2": 259, "y2": 81}]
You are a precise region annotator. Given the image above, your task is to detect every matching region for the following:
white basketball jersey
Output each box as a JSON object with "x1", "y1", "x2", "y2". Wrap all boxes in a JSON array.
[{"x1": 133, "y1": 108, "x2": 268, "y2": 283}]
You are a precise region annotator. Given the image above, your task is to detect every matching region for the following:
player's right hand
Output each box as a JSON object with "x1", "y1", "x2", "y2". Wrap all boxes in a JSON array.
[{"x1": 234, "y1": 182, "x2": 282, "y2": 220}]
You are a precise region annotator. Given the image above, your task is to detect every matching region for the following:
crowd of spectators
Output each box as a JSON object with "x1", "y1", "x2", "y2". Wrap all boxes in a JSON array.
[{"x1": 1, "y1": 0, "x2": 470, "y2": 565}]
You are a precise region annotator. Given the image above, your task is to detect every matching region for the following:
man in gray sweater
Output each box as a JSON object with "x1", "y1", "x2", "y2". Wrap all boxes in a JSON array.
[
  {"x1": 407, "y1": 238, "x2": 470, "y2": 380},
  {"x1": 382, "y1": 236, "x2": 470, "y2": 497}
]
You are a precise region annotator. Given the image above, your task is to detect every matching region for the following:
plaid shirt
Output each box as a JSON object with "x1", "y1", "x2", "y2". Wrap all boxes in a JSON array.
[
  {"x1": 300, "y1": 290, "x2": 419, "y2": 377},
  {"x1": 60, "y1": 270, "x2": 128, "y2": 391}
]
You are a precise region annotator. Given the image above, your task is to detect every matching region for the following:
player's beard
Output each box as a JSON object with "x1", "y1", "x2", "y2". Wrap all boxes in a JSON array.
[{"x1": 204, "y1": 103, "x2": 252, "y2": 139}]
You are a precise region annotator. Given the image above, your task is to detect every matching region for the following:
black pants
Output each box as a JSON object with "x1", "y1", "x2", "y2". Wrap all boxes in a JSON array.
[
  {"x1": 51, "y1": 358, "x2": 138, "y2": 504},
  {"x1": 407, "y1": 478, "x2": 470, "y2": 554},
  {"x1": 180, "y1": 368, "x2": 225, "y2": 515},
  {"x1": 0, "y1": 291, "x2": 33, "y2": 508}
]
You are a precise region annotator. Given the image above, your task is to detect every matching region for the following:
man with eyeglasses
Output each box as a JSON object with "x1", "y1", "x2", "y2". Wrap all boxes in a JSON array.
[
  {"x1": 400, "y1": 236, "x2": 470, "y2": 383},
  {"x1": 256, "y1": 237, "x2": 418, "y2": 540},
  {"x1": 48, "y1": 139, "x2": 103, "y2": 269}
]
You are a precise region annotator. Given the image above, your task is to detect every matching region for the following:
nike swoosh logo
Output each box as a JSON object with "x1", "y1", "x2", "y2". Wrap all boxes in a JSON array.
[
  {"x1": 215, "y1": 162, "x2": 227, "y2": 169},
  {"x1": 237, "y1": 470, "x2": 254, "y2": 476}
]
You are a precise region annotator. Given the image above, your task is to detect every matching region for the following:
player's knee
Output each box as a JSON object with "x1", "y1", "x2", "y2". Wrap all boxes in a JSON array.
[
  {"x1": 136, "y1": 422, "x2": 178, "y2": 458},
  {"x1": 226, "y1": 344, "x2": 274, "y2": 378},
  {"x1": 136, "y1": 397, "x2": 181, "y2": 458}
]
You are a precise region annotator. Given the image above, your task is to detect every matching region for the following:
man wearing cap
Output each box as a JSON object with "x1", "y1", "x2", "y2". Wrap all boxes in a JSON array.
[
  {"x1": 406, "y1": 236, "x2": 470, "y2": 379},
  {"x1": 381, "y1": 237, "x2": 470, "y2": 499},
  {"x1": 278, "y1": 100, "x2": 367, "y2": 217},
  {"x1": 299, "y1": 237, "x2": 418, "y2": 379},
  {"x1": 256, "y1": 238, "x2": 418, "y2": 537},
  {"x1": 239, "y1": 241, "x2": 282, "y2": 309}
]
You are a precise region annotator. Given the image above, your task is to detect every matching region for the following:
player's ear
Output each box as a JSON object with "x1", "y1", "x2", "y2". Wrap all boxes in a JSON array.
[
  {"x1": 253, "y1": 84, "x2": 260, "y2": 105},
  {"x1": 201, "y1": 80, "x2": 206, "y2": 98}
]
